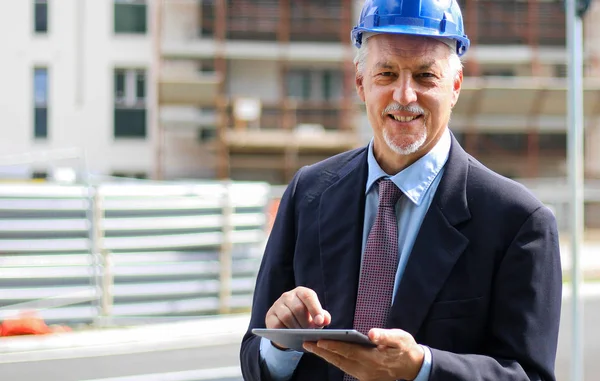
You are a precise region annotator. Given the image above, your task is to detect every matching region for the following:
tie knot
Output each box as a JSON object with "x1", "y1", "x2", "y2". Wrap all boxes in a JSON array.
[{"x1": 378, "y1": 179, "x2": 402, "y2": 207}]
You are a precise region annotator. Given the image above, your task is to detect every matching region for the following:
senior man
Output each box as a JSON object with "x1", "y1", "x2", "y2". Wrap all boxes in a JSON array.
[{"x1": 240, "y1": 1, "x2": 562, "y2": 380}]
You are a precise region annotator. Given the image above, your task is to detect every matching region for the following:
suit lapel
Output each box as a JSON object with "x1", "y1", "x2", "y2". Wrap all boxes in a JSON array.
[
  {"x1": 318, "y1": 151, "x2": 368, "y2": 332},
  {"x1": 388, "y1": 135, "x2": 471, "y2": 335},
  {"x1": 317, "y1": 151, "x2": 368, "y2": 381}
]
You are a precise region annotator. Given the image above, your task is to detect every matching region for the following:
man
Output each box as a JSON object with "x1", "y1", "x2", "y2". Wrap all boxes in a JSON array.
[{"x1": 240, "y1": 0, "x2": 562, "y2": 380}]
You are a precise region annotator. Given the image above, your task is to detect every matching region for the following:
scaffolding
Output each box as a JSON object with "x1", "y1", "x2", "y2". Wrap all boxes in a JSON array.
[
  {"x1": 152, "y1": 0, "x2": 600, "y2": 182},
  {"x1": 458, "y1": 0, "x2": 600, "y2": 179},
  {"x1": 153, "y1": 0, "x2": 358, "y2": 183}
]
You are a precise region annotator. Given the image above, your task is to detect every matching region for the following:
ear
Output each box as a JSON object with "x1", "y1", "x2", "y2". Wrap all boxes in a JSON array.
[
  {"x1": 450, "y1": 69, "x2": 463, "y2": 108},
  {"x1": 356, "y1": 62, "x2": 365, "y2": 102}
]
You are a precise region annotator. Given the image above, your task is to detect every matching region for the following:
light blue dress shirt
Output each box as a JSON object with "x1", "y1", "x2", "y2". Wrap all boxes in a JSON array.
[{"x1": 259, "y1": 129, "x2": 452, "y2": 381}]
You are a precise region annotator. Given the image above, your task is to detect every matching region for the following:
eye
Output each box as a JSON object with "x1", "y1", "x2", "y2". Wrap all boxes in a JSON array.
[
  {"x1": 417, "y1": 72, "x2": 437, "y2": 78},
  {"x1": 377, "y1": 72, "x2": 396, "y2": 77}
]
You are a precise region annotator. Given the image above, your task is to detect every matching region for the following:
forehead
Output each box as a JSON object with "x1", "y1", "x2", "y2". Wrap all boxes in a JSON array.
[{"x1": 367, "y1": 34, "x2": 450, "y2": 66}]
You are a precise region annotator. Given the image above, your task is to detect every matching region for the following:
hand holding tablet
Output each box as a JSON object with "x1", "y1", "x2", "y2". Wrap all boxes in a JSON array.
[
  {"x1": 262, "y1": 287, "x2": 374, "y2": 352},
  {"x1": 252, "y1": 328, "x2": 376, "y2": 353}
]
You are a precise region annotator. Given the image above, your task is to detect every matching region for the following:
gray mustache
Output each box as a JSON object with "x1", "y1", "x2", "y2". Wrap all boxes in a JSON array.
[{"x1": 382, "y1": 103, "x2": 425, "y2": 116}]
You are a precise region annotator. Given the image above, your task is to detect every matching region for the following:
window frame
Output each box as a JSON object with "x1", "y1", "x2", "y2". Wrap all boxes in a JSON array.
[
  {"x1": 34, "y1": 0, "x2": 49, "y2": 34},
  {"x1": 113, "y1": 0, "x2": 147, "y2": 35},
  {"x1": 33, "y1": 67, "x2": 49, "y2": 139},
  {"x1": 286, "y1": 68, "x2": 343, "y2": 101},
  {"x1": 114, "y1": 68, "x2": 147, "y2": 139}
]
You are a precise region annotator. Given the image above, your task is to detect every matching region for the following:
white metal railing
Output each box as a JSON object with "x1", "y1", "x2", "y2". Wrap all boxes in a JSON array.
[
  {"x1": 1, "y1": 177, "x2": 595, "y2": 326},
  {"x1": 517, "y1": 178, "x2": 600, "y2": 230},
  {"x1": 0, "y1": 181, "x2": 270, "y2": 326}
]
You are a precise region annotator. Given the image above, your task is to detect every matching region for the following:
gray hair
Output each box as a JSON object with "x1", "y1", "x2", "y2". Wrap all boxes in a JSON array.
[{"x1": 354, "y1": 33, "x2": 463, "y2": 79}]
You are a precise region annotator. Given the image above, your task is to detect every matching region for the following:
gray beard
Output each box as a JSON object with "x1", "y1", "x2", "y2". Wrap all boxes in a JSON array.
[{"x1": 383, "y1": 127, "x2": 428, "y2": 156}]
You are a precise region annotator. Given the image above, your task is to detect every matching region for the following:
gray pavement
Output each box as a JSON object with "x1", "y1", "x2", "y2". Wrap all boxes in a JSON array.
[
  {"x1": 556, "y1": 286, "x2": 600, "y2": 381},
  {"x1": 0, "y1": 315, "x2": 247, "y2": 381},
  {"x1": 0, "y1": 344, "x2": 241, "y2": 381}
]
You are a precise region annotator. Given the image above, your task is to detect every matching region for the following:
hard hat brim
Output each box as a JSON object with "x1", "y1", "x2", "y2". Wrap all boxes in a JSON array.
[{"x1": 352, "y1": 26, "x2": 470, "y2": 57}]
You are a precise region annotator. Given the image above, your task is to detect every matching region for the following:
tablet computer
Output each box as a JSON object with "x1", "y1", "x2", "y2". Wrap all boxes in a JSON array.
[{"x1": 252, "y1": 328, "x2": 376, "y2": 352}]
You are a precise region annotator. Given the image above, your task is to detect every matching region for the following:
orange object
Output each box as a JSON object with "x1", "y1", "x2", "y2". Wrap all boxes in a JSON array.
[
  {"x1": 0, "y1": 312, "x2": 71, "y2": 337},
  {"x1": 266, "y1": 198, "x2": 281, "y2": 232}
]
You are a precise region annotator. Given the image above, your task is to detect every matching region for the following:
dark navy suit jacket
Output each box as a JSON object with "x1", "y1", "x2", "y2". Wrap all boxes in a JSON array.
[{"x1": 240, "y1": 135, "x2": 562, "y2": 381}]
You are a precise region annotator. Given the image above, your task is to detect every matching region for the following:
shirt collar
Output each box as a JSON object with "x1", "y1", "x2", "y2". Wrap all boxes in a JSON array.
[{"x1": 365, "y1": 128, "x2": 451, "y2": 205}]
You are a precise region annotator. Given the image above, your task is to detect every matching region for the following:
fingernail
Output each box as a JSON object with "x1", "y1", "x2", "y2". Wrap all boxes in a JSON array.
[{"x1": 314, "y1": 314, "x2": 323, "y2": 325}]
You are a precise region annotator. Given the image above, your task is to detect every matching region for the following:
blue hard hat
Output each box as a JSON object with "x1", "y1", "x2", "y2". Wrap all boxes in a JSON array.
[{"x1": 351, "y1": 0, "x2": 471, "y2": 57}]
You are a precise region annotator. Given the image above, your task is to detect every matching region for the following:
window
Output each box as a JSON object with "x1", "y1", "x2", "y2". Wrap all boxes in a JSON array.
[
  {"x1": 34, "y1": 68, "x2": 48, "y2": 139},
  {"x1": 539, "y1": 133, "x2": 567, "y2": 153},
  {"x1": 286, "y1": 69, "x2": 343, "y2": 101},
  {"x1": 478, "y1": 133, "x2": 528, "y2": 154},
  {"x1": 287, "y1": 70, "x2": 312, "y2": 100},
  {"x1": 322, "y1": 70, "x2": 343, "y2": 101},
  {"x1": 114, "y1": 0, "x2": 147, "y2": 34},
  {"x1": 32, "y1": 171, "x2": 48, "y2": 180},
  {"x1": 482, "y1": 68, "x2": 516, "y2": 77},
  {"x1": 34, "y1": 0, "x2": 48, "y2": 33},
  {"x1": 111, "y1": 171, "x2": 147, "y2": 179},
  {"x1": 199, "y1": 59, "x2": 215, "y2": 74},
  {"x1": 114, "y1": 69, "x2": 146, "y2": 138},
  {"x1": 200, "y1": 0, "x2": 215, "y2": 37},
  {"x1": 554, "y1": 64, "x2": 567, "y2": 78},
  {"x1": 198, "y1": 127, "x2": 217, "y2": 143}
]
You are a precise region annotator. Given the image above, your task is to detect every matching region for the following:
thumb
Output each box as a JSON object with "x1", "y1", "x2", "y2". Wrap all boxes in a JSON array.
[{"x1": 368, "y1": 328, "x2": 406, "y2": 348}]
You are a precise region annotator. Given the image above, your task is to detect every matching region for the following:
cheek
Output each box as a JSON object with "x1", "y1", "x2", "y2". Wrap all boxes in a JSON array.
[{"x1": 366, "y1": 89, "x2": 390, "y2": 112}]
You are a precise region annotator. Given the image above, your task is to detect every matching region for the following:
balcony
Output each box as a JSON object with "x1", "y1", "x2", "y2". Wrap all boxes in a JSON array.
[
  {"x1": 225, "y1": 129, "x2": 358, "y2": 153},
  {"x1": 451, "y1": 77, "x2": 600, "y2": 132},
  {"x1": 223, "y1": 101, "x2": 350, "y2": 131},
  {"x1": 461, "y1": 0, "x2": 567, "y2": 46},
  {"x1": 159, "y1": 72, "x2": 221, "y2": 106},
  {"x1": 223, "y1": 101, "x2": 357, "y2": 153},
  {"x1": 221, "y1": 101, "x2": 358, "y2": 181},
  {"x1": 200, "y1": 0, "x2": 346, "y2": 43},
  {"x1": 288, "y1": 1, "x2": 346, "y2": 43},
  {"x1": 160, "y1": 0, "x2": 349, "y2": 61},
  {"x1": 160, "y1": 106, "x2": 217, "y2": 129}
]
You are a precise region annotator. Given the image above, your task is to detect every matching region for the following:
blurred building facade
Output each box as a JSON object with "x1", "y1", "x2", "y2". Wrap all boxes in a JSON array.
[
  {"x1": 0, "y1": 0, "x2": 156, "y2": 180},
  {"x1": 156, "y1": 0, "x2": 359, "y2": 182},
  {"x1": 156, "y1": 0, "x2": 600, "y2": 182},
  {"x1": 455, "y1": 0, "x2": 600, "y2": 180},
  {"x1": 0, "y1": 0, "x2": 599, "y2": 183}
]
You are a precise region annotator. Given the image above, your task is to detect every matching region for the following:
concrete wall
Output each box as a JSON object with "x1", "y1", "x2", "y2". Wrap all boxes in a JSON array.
[
  {"x1": 586, "y1": 121, "x2": 600, "y2": 178},
  {"x1": 227, "y1": 61, "x2": 281, "y2": 103},
  {"x1": 162, "y1": 129, "x2": 216, "y2": 179},
  {"x1": 0, "y1": 0, "x2": 153, "y2": 178},
  {"x1": 162, "y1": 0, "x2": 197, "y2": 42},
  {"x1": 584, "y1": 2, "x2": 600, "y2": 178},
  {"x1": 585, "y1": 0, "x2": 600, "y2": 77}
]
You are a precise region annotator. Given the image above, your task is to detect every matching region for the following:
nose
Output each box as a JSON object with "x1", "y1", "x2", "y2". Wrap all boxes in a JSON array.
[{"x1": 392, "y1": 74, "x2": 417, "y2": 106}]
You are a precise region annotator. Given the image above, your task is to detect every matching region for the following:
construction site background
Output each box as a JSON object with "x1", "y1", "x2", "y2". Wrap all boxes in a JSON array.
[{"x1": 0, "y1": 1, "x2": 598, "y2": 183}]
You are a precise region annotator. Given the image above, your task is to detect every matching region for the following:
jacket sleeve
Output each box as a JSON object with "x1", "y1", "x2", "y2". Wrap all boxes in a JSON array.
[
  {"x1": 240, "y1": 169, "x2": 304, "y2": 381},
  {"x1": 430, "y1": 206, "x2": 562, "y2": 381}
]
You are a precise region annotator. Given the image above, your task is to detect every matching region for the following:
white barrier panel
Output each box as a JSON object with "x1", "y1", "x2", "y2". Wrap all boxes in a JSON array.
[{"x1": 0, "y1": 181, "x2": 270, "y2": 325}]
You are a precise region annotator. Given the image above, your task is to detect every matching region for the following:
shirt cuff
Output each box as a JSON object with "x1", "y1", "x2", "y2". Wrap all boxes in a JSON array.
[
  {"x1": 259, "y1": 337, "x2": 304, "y2": 381},
  {"x1": 412, "y1": 345, "x2": 432, "y2": 381}
]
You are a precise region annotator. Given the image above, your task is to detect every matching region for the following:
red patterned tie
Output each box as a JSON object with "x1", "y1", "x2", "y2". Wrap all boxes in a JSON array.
[{"x1": 343, "y1": 179, "x2": 401, "y2": 381}]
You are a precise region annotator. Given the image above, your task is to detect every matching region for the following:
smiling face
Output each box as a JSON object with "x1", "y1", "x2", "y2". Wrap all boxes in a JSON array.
[{"x1": 356, "y1": 34, "x2": 463, "y2": 174}]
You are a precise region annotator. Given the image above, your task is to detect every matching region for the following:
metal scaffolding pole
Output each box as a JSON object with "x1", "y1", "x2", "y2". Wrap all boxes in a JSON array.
[{"x1": 566, "y1": 0, "x2": 585, "y2": 380}]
